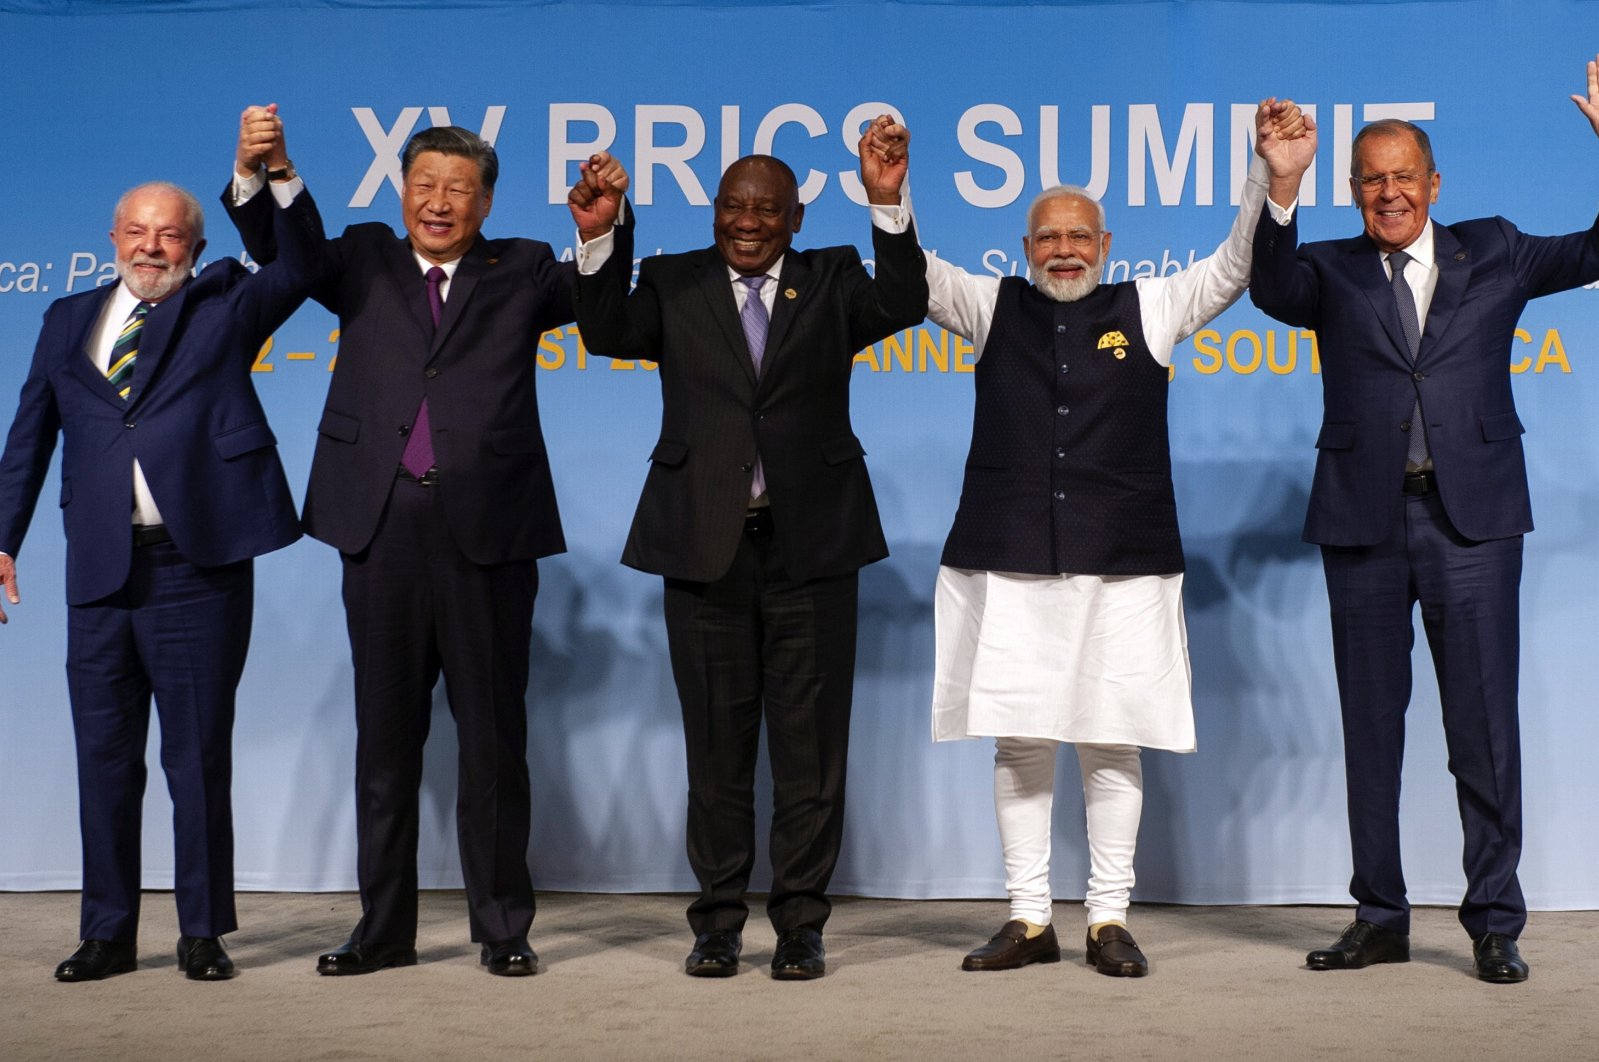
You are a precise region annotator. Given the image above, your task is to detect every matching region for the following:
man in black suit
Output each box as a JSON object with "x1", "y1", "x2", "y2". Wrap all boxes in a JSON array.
[
  {"x1": 1, "y1": 105, "x2": 315, "y2": 981},
  {"x1": 1250, "y1": 55, "x2": 1599, "y2": 983},
  {"x1": 568, "y1": 117, "x2": 926, "y2": 980},
  {"x1": 225, "y1": 125, "x2": 627, "y2": 976}
]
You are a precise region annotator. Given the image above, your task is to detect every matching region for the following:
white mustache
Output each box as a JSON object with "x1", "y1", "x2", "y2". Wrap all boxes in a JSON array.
[
  {"x1": 129, "y1": 254, "x2": 171, "y2": 270},
  {"x1": 1046, "y1": 256, "x2": 1088, "y2": 272}
]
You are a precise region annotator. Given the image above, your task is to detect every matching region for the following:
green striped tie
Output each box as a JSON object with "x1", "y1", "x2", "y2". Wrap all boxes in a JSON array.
[{"x1": 106, "y1": 301, "x2": 153, "y2": 401}]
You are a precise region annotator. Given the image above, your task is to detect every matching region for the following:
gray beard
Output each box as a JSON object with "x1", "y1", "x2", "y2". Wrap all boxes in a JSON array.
[
  {"x1": 116, "y1": 256, "x2": 191, "y2": 302},
  {"x1": 1032, "y1": 257, "x2": 1101, "y2": 303}
]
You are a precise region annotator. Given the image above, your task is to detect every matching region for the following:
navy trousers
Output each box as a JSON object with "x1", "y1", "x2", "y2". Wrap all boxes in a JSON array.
[
  {"x1": 1321, "y1": 487, "x2": 1525, "y2": 940},
  {"x1": 66, "y1": 540, "x2": 252, "y2": 942}
]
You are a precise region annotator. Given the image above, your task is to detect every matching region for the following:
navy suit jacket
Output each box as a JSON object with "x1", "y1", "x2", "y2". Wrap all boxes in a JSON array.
[
  {"x1": 0, "y1": 191, "x2": 318, "y2": 605},
  {"x1": 573, "y1": 213, "x2": 927, "y2": 583},
  {"x1": 225, "y1": 192, "x2": 574, "y2": 564},
  {"x1": 1251, "y1": 208, "x2": 1599, "y2": 546}
]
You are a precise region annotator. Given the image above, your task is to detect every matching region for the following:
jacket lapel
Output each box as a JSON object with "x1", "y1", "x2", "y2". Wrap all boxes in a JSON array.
[
  {"x1": 389, "y1": 238, "x2": 434, "y2": 359},
  {"x1": 432, "y1": 238, "x2": 489, "y2": 359},
  {"x1": 1419, "y1": 224, "x2": 1469, "y2": 362},
  {"x1": 696, "y1": 251, "x2": 757, "y2": 387},
  {"x1": 66, "y1": 284, "x2": 126, "y2": 408},
  {"x1": 763, "y1": 252, "x2": 811, "y2": 384},
  {"x1": 1348, "y1": 236, "x2": 1414, "y2": 367},
  {"x1": 124, "y1": 279, "x2": 187, "y2": 407}
]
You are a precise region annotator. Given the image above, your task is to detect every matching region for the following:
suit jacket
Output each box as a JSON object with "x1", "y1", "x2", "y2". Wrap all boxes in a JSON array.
[
  {"x1": 574, "y1": 212, "x2": 928, "y2": 583},
  {"x1": 0, "y1": 192, "x2": 318, "y2": 606},
  {"x1": 1250, "y1": 208, "x2": 1599, "y2": 546},
  {"x1": 224, "y1": 192, "x2": 574, "y2": 563}
]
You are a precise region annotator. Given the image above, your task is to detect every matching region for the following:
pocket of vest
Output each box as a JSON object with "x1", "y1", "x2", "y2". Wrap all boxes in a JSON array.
[{"x1": 1314, "y1": 422, "x2": 1355, "y2": 450}]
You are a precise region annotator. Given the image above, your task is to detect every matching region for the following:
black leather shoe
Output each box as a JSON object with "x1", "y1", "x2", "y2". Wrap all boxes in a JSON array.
[
  {"x1": 770, "y1": 928, "x2": 825, "y2": 980},
  {"x1": 480, "y1": 936, "x2": 538, "y2": 977},
  {"x1": 177, "y1": 936, "x2": 236, "y2": 981},
  {"x1": 685, "y1": 930, "x2": 742, "y2": 977},
  {"x1": 1086, "y1": 924, "x2": 1149, "y2": 977},
  {"x1": 1305, "y1": 920, "x2": 1410, "y2": 970},
  {"x1": 316, "y1": 939, "x2": 418, "y2": 976},
  {"x1": 1473, "y1": 933, "x2": 1529, "y2": 984},
  {"x1": 961, "y1": 920, "x2": 1061, "y2": 971},
  {"x1": 55, "y1": 939, "x2": 137, "y2": 982}
]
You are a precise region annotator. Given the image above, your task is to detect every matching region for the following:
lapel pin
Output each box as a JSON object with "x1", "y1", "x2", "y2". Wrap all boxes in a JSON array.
[
  {"x1": 487, "y1": 258, "x2": 499, "y2": 265},
  {"x1": 1454, "y1": 252, "x2": 1466, "y2": 261},
  {"x1": 784, "y1": 288, "x2": 797, "y2": 299}
]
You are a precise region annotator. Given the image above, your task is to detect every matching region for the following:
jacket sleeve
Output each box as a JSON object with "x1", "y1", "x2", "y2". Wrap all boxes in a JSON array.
[
  {"x1": 0, "y1": 313, "x2": 64, "y2": 558},
  {"x1": 847, "y1": 220, "x2": 929, "y2": 351},
  {"x1": 1248, "y1": 202, "x2": 1320, "y2": 329},
  {"x1": 572, "y1": 209, "x2": 663, "y2": 360}
]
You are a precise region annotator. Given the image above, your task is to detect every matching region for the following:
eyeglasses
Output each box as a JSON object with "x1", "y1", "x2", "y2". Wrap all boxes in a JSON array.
[
  {"x1": 1355, "y1": 172, "x2": 1429, "y2": 193},
  {"x1": 1031, "y1": 229, "x2": 1101, "y2": 250}
]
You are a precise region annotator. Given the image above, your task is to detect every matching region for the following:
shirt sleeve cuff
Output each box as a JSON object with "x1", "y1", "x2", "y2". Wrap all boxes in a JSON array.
[{"x1": 870, "y1": 192, "x2": 912, "y2": 235}]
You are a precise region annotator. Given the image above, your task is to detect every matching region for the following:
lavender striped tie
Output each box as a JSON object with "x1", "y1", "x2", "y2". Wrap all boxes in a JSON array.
[{"x1": 739, "y1": 275, "x2": 769, "y2": 498}]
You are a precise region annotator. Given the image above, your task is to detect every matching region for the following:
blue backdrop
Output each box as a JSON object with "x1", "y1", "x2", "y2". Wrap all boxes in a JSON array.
[{"x1": 2, "y1": 1, "x2": 1596, "y2": 909}]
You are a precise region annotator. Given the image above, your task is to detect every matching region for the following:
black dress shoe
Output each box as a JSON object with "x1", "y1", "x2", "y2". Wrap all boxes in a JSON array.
[
  {"x1": 770, "y1": 928, "x2": 825, "y2": 980},
  {"x1": 961, "y1": 920, "x2": 1061, "y2": 971},
  {"x1": 177, "y1": 936, "x2": 236, "y2": 981},
  {"x1": 55, "y1": 939, "x2": 137, "y2": 982},
  {"x1": 1305, "y1": 920, "x2": 1409, "y2": 970},
  {"x1": 481, "y1": 936, "x2": 539, "y2": 977},
  {"x1": 685, "y1": 930, "x2": 742, "y2": 977},
  {"x1": 316, "y1": 939, "x2": 418, "y2": 976},
  {"x1": 1086, "y1": 924, "x2": 1148, "y2": 977},
  {"x1": 1473, "y1": 933, "x2": 1529, "y2": 984}
]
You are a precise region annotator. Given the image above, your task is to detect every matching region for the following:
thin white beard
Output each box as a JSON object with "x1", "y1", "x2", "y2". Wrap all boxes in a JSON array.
[{"x1": 116, "y1": 257, "x2": 191, "y2": 301}]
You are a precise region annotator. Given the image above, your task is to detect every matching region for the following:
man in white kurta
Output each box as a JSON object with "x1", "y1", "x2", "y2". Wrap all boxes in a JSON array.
[{"x1": 921, "y1": 100, "x2": 1302, "y2": 976}]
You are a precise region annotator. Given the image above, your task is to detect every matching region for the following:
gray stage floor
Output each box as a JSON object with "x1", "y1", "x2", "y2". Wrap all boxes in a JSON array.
[{"x1": 3, "y1": 891, "x2": 1595, "y2": 1061}]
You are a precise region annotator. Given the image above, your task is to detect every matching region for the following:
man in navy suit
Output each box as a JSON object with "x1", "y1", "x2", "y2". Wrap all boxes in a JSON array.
[
  {"x1": 0, "y1": 106, "x2": 316, "y2": 981},
  {"x1": 1250, "y1": 56, "x2": 1599, "y2": 983},
  {"x1": 224, "y1": 127, "x2": 626, "y2": 977}
]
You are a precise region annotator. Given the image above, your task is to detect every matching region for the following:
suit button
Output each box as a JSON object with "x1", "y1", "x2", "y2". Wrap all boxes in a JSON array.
[
  {"x1": 1412, "y1": 371, "x2": 1425, "y2": 381},
  {"x1": 740, "y1": 462, "x2": 752, "y2": 472},
  {"x1": 1055, "y1": 447, "x2": 1066, "y2": 459},
  {"x1": 1059, "y1": 363, "x2": 1070, "y2": 373},
  {"x1": 1056, "y1": 325, "x2": 1066, "y2": 333},
  {"x1": 398, "y1": 425, "x2": 410, "y2": 436},
  {"x1": 124, "y1": 422, "x2": 136, "y2": 429},
  {"x1": 1056, "y1": 405, "x2": 1069, "y2": 416},
  {"x1": 426, "y1": 368, "x2": 439, "y2": 379},
  {"x1": 1053, "y1": 490, "x2": 1066, "y2": 500},
  {"x1": 1400, "y1": 420, "x2": 1412, "y2": 432}
]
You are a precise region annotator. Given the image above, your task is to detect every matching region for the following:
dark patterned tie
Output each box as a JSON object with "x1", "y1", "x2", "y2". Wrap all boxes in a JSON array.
[
  {"x1": 401, "y1": 266, "x2": 446, "y2": 478},
  {"x1": 738, "y1": 275, "x2": 769, "y2": 498},
  {"x1": 106, "y1": 301, "x2": 153, "y2": 401},
  {"x1": 1387, "y1": 251, "x2": 1429, "y2": 467}
]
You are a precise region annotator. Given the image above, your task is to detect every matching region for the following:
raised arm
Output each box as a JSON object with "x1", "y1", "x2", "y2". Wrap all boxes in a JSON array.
[
  {"x1": 1249, "y1": 98, "x2": 1322, "y2": 329},
  {"x1": 847, "y1": 116, "x2": 928, "y2": 348},
  {"x1": 1571, "y1": 51, "x2": 1599, "y2": 137}
]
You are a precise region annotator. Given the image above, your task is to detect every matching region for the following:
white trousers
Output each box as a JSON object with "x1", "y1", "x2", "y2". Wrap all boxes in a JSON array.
[{"x1": 994, "y1": 738, "x2": 1143, "y2": 928}]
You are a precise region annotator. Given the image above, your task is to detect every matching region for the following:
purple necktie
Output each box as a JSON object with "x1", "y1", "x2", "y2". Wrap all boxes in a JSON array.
[
  {"x1": 401, "y1": 266, "x2": 445, "y2": 478},
  {"x1": 739, "y1": 275, "x2": 769, "y2": 498}
]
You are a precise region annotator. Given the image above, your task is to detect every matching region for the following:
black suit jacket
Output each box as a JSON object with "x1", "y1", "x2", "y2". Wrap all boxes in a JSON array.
[
  {"x1": 0, "y1": 191, "x2": 317, "y2": 604},
  {"x1": 1251, "y1": 208, "x2": 1599, "y2": 546},
  {"x1": 224, "y1": 190, "x2": 574, "y2": 563},
  {"x1": 574, "y1": 213, "x2": 927, "y2": 583}
]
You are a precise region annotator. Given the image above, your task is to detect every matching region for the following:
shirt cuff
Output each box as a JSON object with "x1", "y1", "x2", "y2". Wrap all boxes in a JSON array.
[
  {"x1": 231, "y1": 170, "x2": 265, "y2": 206},
  {"x1": 870, "y1": 192, "x2": 912, "y2": 235},
  {"x1": 268, "y1": 176, "x2": 304, "y2": 208},
  {"x1": 1266, "y1": 195, "x2": 1296, "y2": 226},
  {"x1": 576, "y1": 228, "x2": 615, "y2": 275}
]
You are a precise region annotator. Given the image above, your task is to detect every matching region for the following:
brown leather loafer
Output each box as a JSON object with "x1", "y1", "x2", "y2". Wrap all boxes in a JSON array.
[
  {"x1": 961, "y1": 920, "x2": 1061, "y2": 971},
  {"x1": 1305, "y1": 920, "x2": 1409, "y2": 971},
  {"x1": 1086, "y1": 924, "x2": 1148, "y2": 977}
]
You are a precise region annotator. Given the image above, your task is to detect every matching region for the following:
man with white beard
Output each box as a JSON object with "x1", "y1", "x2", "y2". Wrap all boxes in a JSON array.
[{"x1": 914, "y1": 97, "x2": 1304, "y2": 976}]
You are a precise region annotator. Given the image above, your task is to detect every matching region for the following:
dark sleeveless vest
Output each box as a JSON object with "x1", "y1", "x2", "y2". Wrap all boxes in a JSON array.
[{"x1": 939, "y1": 277, "x2": 1184, "y2": 576}]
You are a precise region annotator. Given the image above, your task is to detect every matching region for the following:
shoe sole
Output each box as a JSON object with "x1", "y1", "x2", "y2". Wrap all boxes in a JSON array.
[
  {"x1": 771, "y1": 966, "x2": 825, "y2": 981},
  {"x1": 56, "y1": 960, "x2": 137, "y2": 982},
  {"x1": 961, "y1": 951, "x2": 1062, "y2": 972},
  {"x1": 317, "y1": 953, "x2": 418, "y2": 976},
  {"x1": 1305, "y1": 954, "x2": 1409, "y2": 971}
]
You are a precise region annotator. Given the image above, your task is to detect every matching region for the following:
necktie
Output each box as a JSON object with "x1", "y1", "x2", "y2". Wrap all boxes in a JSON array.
[
  {"x1": 106, "y1": 301, "x2": 153, "y2": 401},
  {"x1": 1387, "y1": 251, "x2": 1430, "y2": 467},
  {"x1": 738, "y1": 275, "x2": 769, "y2": 499},
  {"x1": 401, "y1": 266, "x2": 446, "y2": 478}
]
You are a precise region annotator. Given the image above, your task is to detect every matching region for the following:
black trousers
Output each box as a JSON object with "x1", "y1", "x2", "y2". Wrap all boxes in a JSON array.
[
  {"x1": 341, "y1": 475, "x2": 538, "y2": 944},
  {"x1": 664, "y1": 511, "x2": 859, "y2": 935}
]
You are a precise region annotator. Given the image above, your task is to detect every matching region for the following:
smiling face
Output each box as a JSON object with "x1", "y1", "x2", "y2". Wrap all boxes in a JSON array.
[
  {"x1": 1023, "y1": 193, "x2": 1112, "y2": 303},
  {"x1": 713, "y1": 157, "x2": 803, "y2": 277},
  {"x1": 1351, "y1": 129, "x2": 1440, "y2": 254},
  {"x1": 402, "y1": 150, "x2": 493, "y2": 265},
  {"x1": 110, "y1": 186, "x2": 204, "y2": 303}
]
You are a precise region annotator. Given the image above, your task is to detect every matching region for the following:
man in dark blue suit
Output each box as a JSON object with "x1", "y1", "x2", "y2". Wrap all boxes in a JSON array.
[
  {"x1": 1250, "y1": 56, "x2": 1599, "y2": 984},
  {"x1": 0, "y1": 106, "x2": 317, "y2": 981}
]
